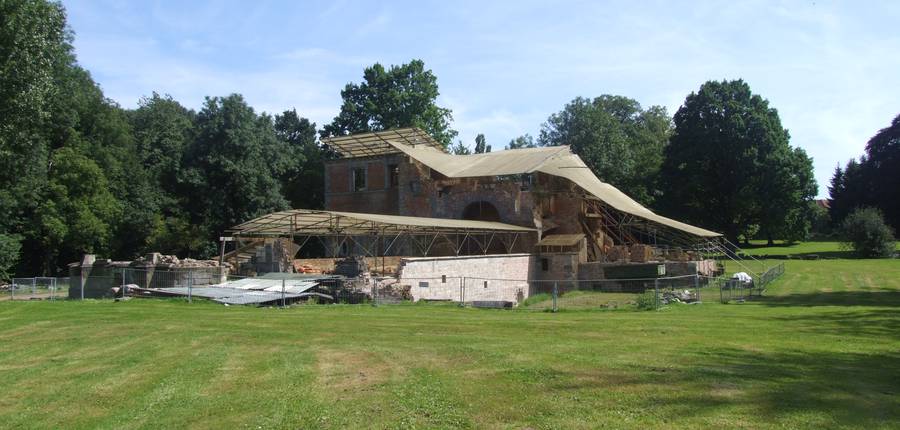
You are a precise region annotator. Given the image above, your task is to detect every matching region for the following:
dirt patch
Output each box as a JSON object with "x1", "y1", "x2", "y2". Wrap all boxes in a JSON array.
[{"x1": 315, "y1": 348, "x2": 397, "y2": 394}]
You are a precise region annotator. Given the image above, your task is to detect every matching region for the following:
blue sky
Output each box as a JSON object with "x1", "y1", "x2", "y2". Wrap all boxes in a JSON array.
[{"x1": 63, "y1": 0, "x2": 900, "y2": 198}]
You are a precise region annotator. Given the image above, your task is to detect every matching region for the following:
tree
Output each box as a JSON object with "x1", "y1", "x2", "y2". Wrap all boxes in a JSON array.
[
  {"x1": 0, "y1": 234, "x2": 21, "y2": 281},
  {"x1": 321, "y1": 59, "x2": 457, "y2": 147},
  {"x1": 658, "y1": 80, "x2": 816, "y2": 242},
  {"x1": 828, "y1": 114, "x2": 900, "y2": 232},
  {"x1": 450, "y1": 140, "x2": 471, "y2": 155},
  {"x1": 181, "y1": 94, "x2": 289, "y2": 254},
  {"x1": 37, "y1": 147, "x2": 121, "y2": 269},
  {"x1": 0, "y1": 0, "x2": 69, "y2": 272},
  {"x1": 840, "y1": 207, "x2": 896, "y2": 258},
  {"x1": 865, "y1": 114, "x2": 900, "y2": 230},
  {"x1": 539, "y1": 95, "x2": 671, "y2": 206},
  {"x1": 506, "y1": 134, "x2": 536, "y2": 150},
  {"x1": 474, "y1": 133, "x2": 491, "y2": 153},
  {"x1": 275, "y1": 109, "x2": 326, "y2": 209}
]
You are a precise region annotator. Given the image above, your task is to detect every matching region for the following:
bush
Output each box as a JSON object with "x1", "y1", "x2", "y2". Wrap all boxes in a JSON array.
[
  {"x1": 840, "y1": 208, "x2": 896, "y2": 258},
  {"x1": 0, "y1": 234, "x2": 22, "y2": 282},
  {"x1": 635, "y1": 291, "x2": 658, "y2": 310}
]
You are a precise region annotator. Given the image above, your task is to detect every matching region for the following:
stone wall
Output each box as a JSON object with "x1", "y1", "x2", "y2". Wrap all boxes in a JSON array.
[{"x1": 398, "y1": 254, "x2": 537, "y2": 304}]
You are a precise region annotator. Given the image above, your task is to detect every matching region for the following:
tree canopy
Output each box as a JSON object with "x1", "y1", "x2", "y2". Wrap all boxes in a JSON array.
[
  {"x1": 321, "y1": 59, "x2": 457, "y2": 148},
  {"x1": 658, "y1": 80, "x2": 817, "y2": 242},
  {"x1": 829, "y1": 113, "x2": 900, "y2": 232},
  {"x1": 538, "y1": 95, "x2": 671, "y2": 206}
]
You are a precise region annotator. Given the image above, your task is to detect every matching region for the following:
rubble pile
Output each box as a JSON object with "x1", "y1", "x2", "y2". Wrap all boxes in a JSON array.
[{"x1": 131, "y1": 253, "x2": 231, "y2": 271}]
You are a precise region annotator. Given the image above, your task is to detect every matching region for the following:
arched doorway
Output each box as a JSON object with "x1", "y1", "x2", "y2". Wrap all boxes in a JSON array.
[
  {"x1": 461, "y1": 201, "x2": 501, "y2": 222},
  {"x1": 461, "y1": 201, "x2": 506, "y2": 254}
]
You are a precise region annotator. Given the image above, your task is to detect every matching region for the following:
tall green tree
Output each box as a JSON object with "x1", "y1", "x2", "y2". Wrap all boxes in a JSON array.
[
  {"x1": 274, "y1": 109, "x2": 326, "y2": 209},
  {"x1": 37, "y1": 147, "x2": 121, "y2": 270},
  {"x1": 321, "y1": 59, "x2": 457, "y2": 147},
  {"x1": 474, "y1": 133, "x2": 491, "y2": 153},
  {"x1": 506, "y1": 134, "x2": 536, "y2": 150},
  {"x1": 659, "y1": 79, "x2": 816, "y2": 242},
  {"x1": 831, "y1": 114, "x2": 900, "y2": 231},
  {"x1": 181, "y1": 94, "x2": 289, "y2": 254},
  {"x1": 865, "y1": 114, "x2": 900, "y2": 230},
  {"x1": 128, "y1": 93, "x2": 200, "y2": 255},
  {"x1": 539, "y1": 95, "x2": 671, "y2": 206},
  {"x1": 0, "y1": 0, "x2": 70, "y2": 273}
]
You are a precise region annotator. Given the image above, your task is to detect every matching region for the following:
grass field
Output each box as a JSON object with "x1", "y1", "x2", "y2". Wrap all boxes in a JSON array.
[
  {"x1": 1, "y1": 246, "x2": 898, "y2": 429},
  {"x1": 740, "y1": 240, "x2": 900, "y2": 259}
]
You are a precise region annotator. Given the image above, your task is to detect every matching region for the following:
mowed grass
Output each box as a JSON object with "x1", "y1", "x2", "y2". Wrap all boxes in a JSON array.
[
  {"x1": 741, "y1": 240, "x2": 900, "y2": 259},
  {"x1": 1, "y1": 253, "x2": 899, "y2": 428}
]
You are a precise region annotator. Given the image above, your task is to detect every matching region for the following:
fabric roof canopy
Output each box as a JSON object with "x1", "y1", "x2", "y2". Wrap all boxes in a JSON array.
[
  {"x1": 537, "y1": 234, "x2": 586, "y2": 247},
  {"x1": 228, "y1": 209, "x2": 535, "y2": 237},
  {"x1": 379, "y1": 135, "x2": 721, "y2": 238}
]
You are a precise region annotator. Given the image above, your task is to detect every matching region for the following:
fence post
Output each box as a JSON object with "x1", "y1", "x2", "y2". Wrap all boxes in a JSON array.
[
  {"x1": 694, "y1": 272, "x2": 700, "y2": 303},
  {"x1": 654, "y1": 278, "x2": 660, "y2": 310},
  {"x1": 281, "y1": 278, "x2": 286, "y2": 308},
  {"x1": 458, "y1": 277, "x2": 464, "y2": 307},
  {"x1": 188, "y1": 271, "x2": 193, "y2": 303},
  {"x1": 10, "y1": 279, "x2": 13, "y2": 300},
  {"x1": 122, "y1": 268, "x2": 126, "y2": 299},
  {"x1": 80, "y1": 268, "x2": 85, "y2": 301},
  {"x1": 552, "y1": 281, "x2": 558, "y2": 313}
]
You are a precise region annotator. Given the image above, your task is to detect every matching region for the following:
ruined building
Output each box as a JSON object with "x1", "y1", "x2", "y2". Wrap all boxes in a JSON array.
[{"x1": 227, "y1": 128, "x2": 724, "y2": 303}]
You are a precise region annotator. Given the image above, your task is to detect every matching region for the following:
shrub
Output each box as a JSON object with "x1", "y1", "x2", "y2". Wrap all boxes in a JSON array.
[
  {"x1": 0, "y1": 234, "x2": 21, "y2": 282},
  {"x1": 635, "y1": 291, "x2": 658, "y2": 310},
  {"x1": 840, "y1": 208, "x2": 896, "y2": 258}
]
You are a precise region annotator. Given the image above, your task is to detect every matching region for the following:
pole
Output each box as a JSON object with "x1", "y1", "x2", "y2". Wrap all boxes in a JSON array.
[
  {"x1": 281, "y1": 278, "x2": 286, "y2": 308},
  {"x1": 122, "y1": 268, "x2": 127, "y2": 299},
  {"x1": 654, "y1": 278, "x2": 659, "y2": 310},
  {"x1": 188, "y1": 271, "x2": 193, "y2": 303},
  {"x1": 694, "y1": 272, "x2": 700, "y2": 303},
  {"x1": 552, "y1": 282, "x2": 558, "y2": 313}
]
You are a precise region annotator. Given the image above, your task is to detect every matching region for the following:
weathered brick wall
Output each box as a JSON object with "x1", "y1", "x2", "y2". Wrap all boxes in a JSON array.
[
  {"x1": 324, "y1": 155, "x2": 402, "y2": 214},
  {"x1": 398, "y1": 254, "x2": 538, "y2": 304}
]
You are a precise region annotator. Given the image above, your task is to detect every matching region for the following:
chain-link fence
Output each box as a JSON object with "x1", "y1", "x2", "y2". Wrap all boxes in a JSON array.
[
  {"x1": 393, "y1": 274, "x2": 706, "y2": 311},
  {"x1": 5, "y1": 268, "x2": 724, "y2": 312},
  {"x1": 718, "y1": 262, "x2": 785, "y2": 303},
  {"x1": 4, "y1": 277, "x2": 70, "y2": 301}
]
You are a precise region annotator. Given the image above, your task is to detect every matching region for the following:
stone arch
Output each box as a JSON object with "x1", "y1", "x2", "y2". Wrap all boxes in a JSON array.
[
  {"x1": 461, "y1": 201, "x2": 502, "y2": 222},
  {"x1": 461, "y1": 201, "x2": 506, "y2": 254}
]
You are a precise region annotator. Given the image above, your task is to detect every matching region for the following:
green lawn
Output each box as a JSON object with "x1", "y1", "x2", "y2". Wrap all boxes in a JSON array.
[
  {"x1": 1, "y1": 256, "x2": 899, "y2": 428},
  {"x1": 740, "y1": 240, "x2": 900, "y2": 259}
]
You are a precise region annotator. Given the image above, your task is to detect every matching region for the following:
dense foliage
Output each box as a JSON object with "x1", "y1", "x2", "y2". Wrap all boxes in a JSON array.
[
  {"x1": 840, "y1": 208, "x2": 896, "y2": 258},
  {"x1": 829, "y1": 114, "x2": 900, "y2": 232},
  {"x1": 538, "y1": 95, "x2": 671, "y2": 206},
  {"x1": 657, "y1": 80, "x2": 817, "y2": 243},
  {"x1": 321, "y1": 59, "x2": 457, "y2": 147}
]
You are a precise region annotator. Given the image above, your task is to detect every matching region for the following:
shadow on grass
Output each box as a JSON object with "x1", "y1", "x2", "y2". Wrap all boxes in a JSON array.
[
  {"x1": 757, "y1": 290, "x2": 900, "y2": 307},
  {"x1": 768, "y1": 309, "x2": 900, "y2": 340},
  {"x1": 542, "y1": 348, "x2": 900, "y2": 427}
]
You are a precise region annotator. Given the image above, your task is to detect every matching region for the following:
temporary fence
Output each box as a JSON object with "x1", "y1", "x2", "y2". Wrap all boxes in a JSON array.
[
  {"x1": 6, "y1": 277, "x2": 70, "y2": 301},
  {"x1": 396, "y1": 273, "x2": 706, "y2": 311},
  {"x1": 719, "y1": 262, "x2": 785, "y2": 303},
  {"x1": 6, "y1": 268, "x2": 727, "y2": 312}
]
